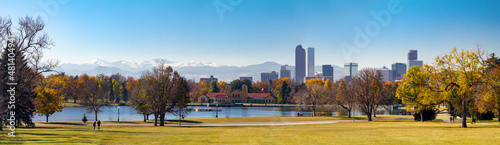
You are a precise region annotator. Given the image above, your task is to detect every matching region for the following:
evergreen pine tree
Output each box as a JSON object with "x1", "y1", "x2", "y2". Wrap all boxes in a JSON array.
[
  {"x1": 122, "y1": 87, "x2": 128, "y2": 102},
  {"x1": 1, "y1": 45, "x2": 37, "y2": 127},
  {"x1": 279, "y1": 82, "x2": 291, "y2": 104},
  {"x1": 115, "y1": 96, "x2": 121, "y2": 104}
]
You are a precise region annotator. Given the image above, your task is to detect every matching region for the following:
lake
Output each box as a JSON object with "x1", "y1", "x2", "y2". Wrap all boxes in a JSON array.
[{"x1": 33, "y1": 106, "x2": 395, "y2": 121}]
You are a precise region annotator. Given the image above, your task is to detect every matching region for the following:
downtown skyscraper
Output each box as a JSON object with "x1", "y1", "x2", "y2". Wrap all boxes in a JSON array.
[
  {"x1": 344, "y1": 62, "x2": 358, "y2": 79},
  {"x1": 295, "y1": 45, "x2": 306, "y2": 83},
  {"x1": 307, "y1": 47, "x2": 315, "y2": 77},
  {"x1": 408, "y1": 50, "x2": 423, "y2": 69}
]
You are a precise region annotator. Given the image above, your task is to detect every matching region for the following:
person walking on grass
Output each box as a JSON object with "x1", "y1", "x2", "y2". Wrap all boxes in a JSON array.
[
  {"x1": 98, "y1": 120, "x2": 101, "y2": 130},
  {"x1": 93, "y1": 121, "x2": 96, "y2": 130}
]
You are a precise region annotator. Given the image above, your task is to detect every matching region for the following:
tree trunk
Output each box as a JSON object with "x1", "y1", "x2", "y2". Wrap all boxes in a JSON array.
[
  {"x1": 462, "y1": 98, "x2": 467, "y2": 128},
  {"x1": 0, "y1": 120, "x2": 3, "y2": 131},
  {"x1": 179, "y1": 116, "x2": 182, "y2": 126},
  {"x1": 498, "y1": 112, "x2": 500, "y2": 122},
  {"x1": 367, "y1": 114, "x2": 372, "y2": 121},
  {"x1": 420, "y1": 109, "x2": 424, "y2": 122},
  {"x1": 46, "y1": 115, "x2": 49, "y2": 122},
  {"x1": 153, "y1": 113, "x2": 158, "y2": 126},
  {"x1": 73, "y1": 97, "x2": 77, "y2": 103},
  {"x1": 373, "y1": 108, "x2": 377, "y2": 117},
  {"x1": 147, "y1": 114, "x2": 149, "y2": 120},
  {"x1": 312, "y1": 104, "x2": 316, "y2": 117},
  {"x1": 95, "y1": 111, "x2": 98, "y2": 121},
  {"x1": 143, "y1": 114, "x2": 146, "y2": 122},
  {"x1": 159, "y1": 113, "x2": 165, "y2": 126},
  {"x1": 348, "y1": 110, "x2": 351, "y2": 118}
]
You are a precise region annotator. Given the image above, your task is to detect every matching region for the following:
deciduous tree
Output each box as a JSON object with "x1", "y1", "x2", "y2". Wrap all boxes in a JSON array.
[
  {"x1": 81, "y1": 76, "x2": 110, "y2": 121},
  {"x1": 435, "y1": 47, "x2": 486, "y2": 127},
  {"x1": 353, "y1": 68, "x2": 382, "y2": 121},
  {"x1": 397, "y1": 65, "x2": 444, "y2": 121},
  {"x1": 336, "y1": 78, "x2": 356, "y2": 118},
  {"x1": 34, "y1": 86, "x2": 65, "y2": 122},
  {"x1": 139, "y1": 62, "x2": 190, "y2": 126}
]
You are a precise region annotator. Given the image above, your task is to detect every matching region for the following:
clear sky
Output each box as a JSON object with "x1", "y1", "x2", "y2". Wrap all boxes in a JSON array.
[{"x1": 1, "y1": 0, "x2": 499, "y2": 68}]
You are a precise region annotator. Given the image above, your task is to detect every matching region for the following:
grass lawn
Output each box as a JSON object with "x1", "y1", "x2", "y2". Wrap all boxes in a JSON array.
[
  {"x1": 2, "y1": 116, "x2": 500, "y2": 144},
  {"x1": 33, "y1": 115, "x2": 414, "y2": 125}
]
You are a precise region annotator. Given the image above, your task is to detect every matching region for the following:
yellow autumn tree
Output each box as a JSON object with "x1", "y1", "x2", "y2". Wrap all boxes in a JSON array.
[
  {"x1": 218, "y1": 81, "x2": 228, "y2": 93},
  {"x1": 435, "y1": 47, "x2": 486, "y2": 127},
  {"x1": 478, "y1": 54, "x2": 500, "y2": 121},
  {"x1": 396, "y1": 65, "x2": 444, "y2": 122},
  {"x1": 251, "y1": 81, "x2": 268, "y2": 93},
  {"x1": 34, "y1": 75, "x2": 67, "y2": 122},
  {"x1": 336, "y1": 78, "x2": 356, "y2": 118},
  {"x1": 303, "y1": 78, "x2": 326, "y2": 116}
]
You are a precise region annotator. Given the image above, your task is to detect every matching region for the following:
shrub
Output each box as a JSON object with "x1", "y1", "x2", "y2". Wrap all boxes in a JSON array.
[
  {"x1": 413, "y1": 109, "x2": 437, "y2": 121},
  {"x1": 115, "y1": 97, "x2": 121, "y2": 104},
  {"x1": 478, "y1": 111, "x2": 494, "y2": 120}
]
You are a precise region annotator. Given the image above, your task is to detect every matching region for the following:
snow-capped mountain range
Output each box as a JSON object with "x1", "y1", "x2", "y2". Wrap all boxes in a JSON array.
[{"x1": 57, "y1": 59, "x2": 344, "y2": 82}]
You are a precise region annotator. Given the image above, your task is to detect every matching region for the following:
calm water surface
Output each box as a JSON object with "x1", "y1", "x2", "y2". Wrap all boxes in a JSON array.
[{"x1": 33, "y1": 106, "x2": 392, "y2": 121}]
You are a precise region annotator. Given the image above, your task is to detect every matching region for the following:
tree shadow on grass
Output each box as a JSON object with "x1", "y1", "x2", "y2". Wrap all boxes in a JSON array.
[
  {"x1": 109, "y1": 121, "x2": 145, "y2": 124},
  {"x1": 167, "y1": 125, "x2": 258, "y2": 128},
  {"x1": 37, "y1": 122, "x2": 87, "y2": 126},
  {"x1": 21, "y1": 127, "x2": 61, "y2": 129},
  {"x1": 164, "y1": 119, "x2": 202, "y2": 124}
]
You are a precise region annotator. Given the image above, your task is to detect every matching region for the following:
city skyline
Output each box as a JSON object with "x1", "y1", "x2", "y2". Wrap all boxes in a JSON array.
[{"x1": 0, "y1": 0, "x2": 499, "y2": 69}]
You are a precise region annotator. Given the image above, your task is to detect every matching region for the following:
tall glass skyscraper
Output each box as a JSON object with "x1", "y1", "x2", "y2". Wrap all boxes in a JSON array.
[
  {"x1": 344, "y1": 62, "x2": 358, "y2": 79},
  {"x1": 307, "y1": 47, "x2": 315, "y2": 77},
  {"x1": 392, "y1": 62, "x2": 407, "y2": 79},
  {"x1": 295, "y1": 45, "x2": 306, "y2": 83},
  {"x1": 408, "y1": 50, "x2": 417, "y2": 61},
  {"x1": 322, "y1": 65, "x2": 333, "y2": 77},
  {"x1": 408, "y1": 50, "x2": 423, "y2": 69}
]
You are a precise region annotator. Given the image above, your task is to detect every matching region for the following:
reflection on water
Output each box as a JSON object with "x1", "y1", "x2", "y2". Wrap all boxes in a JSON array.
[{"x1": 33, "y1": 106, "x2": 395, "y2": 121}]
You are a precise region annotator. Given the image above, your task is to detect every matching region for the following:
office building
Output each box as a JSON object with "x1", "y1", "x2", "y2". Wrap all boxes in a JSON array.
[
  {"x1": 344, "y1": 62, "x2": 358, "y2": 79},
  {"x1": 261, "y1": 71, "x2": 278, "y2": 82},
  {"x1": 392, "y1": 62, "x2": 407, "y2": 79},
  {"x1": 322, "y1": 65, "x2": 334, "y2": 77},
  {"x1": 280, "y1": 65, "x2": 291, "y2": 78},
  {"x1": 408, "y1": 50, "x2": 423, "y2": 69},
  {"x1": 408, "y1": 60, "x2": 423, "y2": 69},
  {"x1": 408, "y1": 50, "x2": 417, "y2": 61},
  {"x1": 295, "y1": 45, "x2": 306, "y2": 83},
  {"x1": 307, "y1": 47, "x2": 315, "y2": 77},
  {"x1": 381, "y1": 66, "x2": 393, "y2": 82},
  {"x1": 200, "y1": 75, "x2": 218, "y2": 83},
  {"x1": 239, "y1": 77, "x2": 252, "y2": 82}
]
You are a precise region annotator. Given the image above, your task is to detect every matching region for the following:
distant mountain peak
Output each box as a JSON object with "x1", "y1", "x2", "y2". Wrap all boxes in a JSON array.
[
  {"x1": 59, "y1": 59, "x2": 345, "y2": 82},
  {"x1": 86, "y1": 59, "x2": 109, "y2": 66}
]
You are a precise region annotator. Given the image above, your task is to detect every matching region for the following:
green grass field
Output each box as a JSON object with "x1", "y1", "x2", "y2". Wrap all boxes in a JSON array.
[
  {"x1": 33, "y1": 115, "x2": 413, "y2": 125},
  {"x1": 2, "y1": 116, "x2": 500, "y2": 144}
]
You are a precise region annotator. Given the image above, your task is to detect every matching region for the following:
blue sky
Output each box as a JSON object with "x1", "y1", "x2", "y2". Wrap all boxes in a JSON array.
[{"x1": 1, "y1": 0, "x2": 499, "y2": 68}]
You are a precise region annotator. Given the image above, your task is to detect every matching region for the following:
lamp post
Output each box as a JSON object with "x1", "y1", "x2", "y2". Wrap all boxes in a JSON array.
[
  {"x1": 352, "y1": 103, "x2": 355, "y2": 122},
  {"x1": 118, "y1": 107, "x2": 120, "y2": 121}
]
